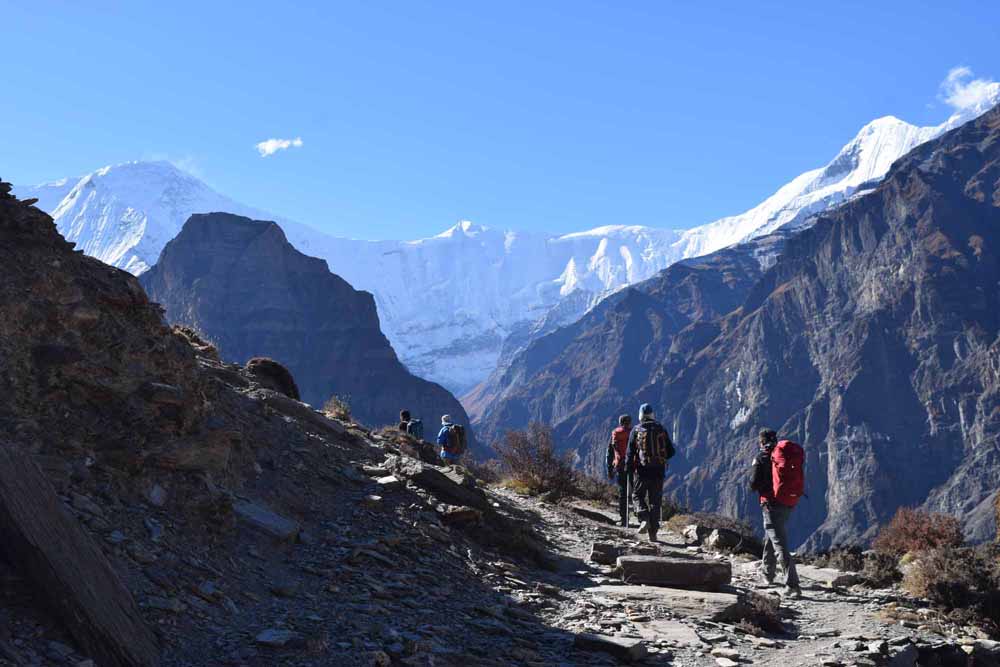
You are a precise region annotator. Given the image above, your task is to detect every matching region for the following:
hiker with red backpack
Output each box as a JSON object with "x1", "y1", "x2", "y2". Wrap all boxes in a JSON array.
[
  {"x1": 606, "y1": 414, "x2": 633, "y2": 527},
  {"x1": 436, "y1": 414, "x2": 467, "y2": 464},
  {"x1": 626, "y1": 403, "x2": 675, "y2": 542},
  {"x1": 750, "y1": 428, "x2": 804, "y2": 598}
]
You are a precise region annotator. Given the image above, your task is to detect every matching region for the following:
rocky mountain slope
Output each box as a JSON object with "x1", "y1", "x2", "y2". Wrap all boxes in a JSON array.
[
  {"x1": 474, "y1": 104, "x2": 1000, "y2": 550},
  {"x1": 138, "y1": 212, "x2": 470, "y2": 432},
  {"x1": 1, "y1": 179, "x2": 995, "y2": 666},
  {"x1": 21, "y1": 88, "x2": 999, "y2": 394}
]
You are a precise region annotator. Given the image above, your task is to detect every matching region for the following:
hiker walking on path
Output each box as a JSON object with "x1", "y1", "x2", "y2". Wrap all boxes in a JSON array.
[
  {"x1": 399, "y1": 410, "x2": 424, "y2": 440},
  {"x1": 750, "y1": 428, "x2": 804, "y2": 598},
  {"x1": 436, "y1": 414, "x2": 467, "y2": 464},
  {"x1": 606, "y1": 415, "x2": 633, "y2": 527},
  {"x1": 626, "y1": 403, "x2": 675, "y2": 542}
]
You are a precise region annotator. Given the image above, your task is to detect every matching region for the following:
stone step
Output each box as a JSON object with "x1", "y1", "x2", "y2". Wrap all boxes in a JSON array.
[
  {"x1": 585, "y1": 585, "x2": 749, "y2": 622},
  {"x1": 616, "y1": 555, "x2": 731, "y2": 590}
]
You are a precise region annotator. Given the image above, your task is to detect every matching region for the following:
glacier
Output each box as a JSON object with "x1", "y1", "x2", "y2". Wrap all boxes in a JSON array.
[{"x1": 18, "y1": 83, "x2": 999, "y2": 394}]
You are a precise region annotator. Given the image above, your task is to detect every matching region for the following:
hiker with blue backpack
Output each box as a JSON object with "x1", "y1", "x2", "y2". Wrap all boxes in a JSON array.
[
  {"x1": 436, "y1": 414, "x2": 467, "y2": 463},
  {"x1": 750, "y1": 428, "x2": 804, "y2": 598},
  {"x1": 626, "y1": 403, "x2": 675, "y2": 542}
]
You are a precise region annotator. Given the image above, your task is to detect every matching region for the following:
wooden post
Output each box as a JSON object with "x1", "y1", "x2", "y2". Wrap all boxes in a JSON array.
[{"x1": 0, "y1": 443, "x2": 160, "y2": 667}]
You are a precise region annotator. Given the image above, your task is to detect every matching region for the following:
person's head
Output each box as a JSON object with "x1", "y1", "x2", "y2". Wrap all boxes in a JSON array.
[
  {"x1": 400, "y1": 409, "x2": 411, "y2": 422},
  {"x1": 441, "y1": 414, "x2": 453, "y2": 425},
  {"x1": 618, "y1": 414, "x2": 631, "y2": 428},
  {"x1": 639, "y1": 403, "x2": 654, "y2": 420},
  {"x1": 759, "y1": 428, "x2": 778, "y2": 447}
]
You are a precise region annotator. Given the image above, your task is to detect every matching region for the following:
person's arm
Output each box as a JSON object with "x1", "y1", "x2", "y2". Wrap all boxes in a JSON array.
[
  {"x1": 436, "y1": 427, "x2": 449, "y2": 446},
  {"x1": 606, "y1": 433, "x2": 616, "y2": 478}
]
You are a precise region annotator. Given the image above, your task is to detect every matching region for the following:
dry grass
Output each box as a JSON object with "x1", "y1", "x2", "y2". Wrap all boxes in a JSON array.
[
  {"x1": 734, "y1": 591, "x2": 784, "y2": 636},
  {"x1": 811, "y1": 547, "x2": 865, "y2": 573},
  {"x1": 493, "y1": 422, "x2": 578, "y2": 498},
  {"x1": 872, "y1": 507, "x2": 964, "y2": 558},
  {"x1": 322, "y1": 394, "x2": 352, "y2": 422}
]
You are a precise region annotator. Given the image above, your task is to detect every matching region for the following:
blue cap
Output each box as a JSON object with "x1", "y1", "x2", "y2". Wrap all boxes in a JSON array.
[{"x1": 639, "y1": 403, "x2": 653, "y2": 417}]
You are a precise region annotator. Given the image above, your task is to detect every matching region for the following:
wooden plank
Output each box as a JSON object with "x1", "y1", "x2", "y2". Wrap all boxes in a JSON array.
[{"x1": 0, "y1": 443, "x2": 160, "y2": 667}]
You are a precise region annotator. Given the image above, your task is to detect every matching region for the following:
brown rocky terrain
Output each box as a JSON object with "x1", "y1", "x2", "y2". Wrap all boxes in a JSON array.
[
  {"x1": 139, "y1": 212, "x2": 471, "y2": 433},
  {"x1": 1, "y1": 177, "x2": 998, "y2": 666},
  {"x1": 472, "y1": 104, "x2": 1000, "y2": 550}
]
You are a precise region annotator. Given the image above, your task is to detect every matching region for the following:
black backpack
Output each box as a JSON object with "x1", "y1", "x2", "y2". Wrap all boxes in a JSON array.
[
  {"x1": 445, "y1": 424, "x2": 467, "y2": 455},
  {"x1": 749, "y1": 449, "x2": 773, "y2": 495},
  {"x1": 635, "y1": 421, "x2": 674, "y2": 468},
  {"x1": 406, "y1": 419, "x2": 424, "y2": 440}
]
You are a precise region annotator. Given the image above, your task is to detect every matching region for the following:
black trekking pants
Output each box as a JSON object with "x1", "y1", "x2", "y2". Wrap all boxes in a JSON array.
[
  {"x1": 615, "y1": 469, "x2": 630, "y2": 526},
  {"x1": 633, "y1": 471, "x2": 665, "y2": 537}
]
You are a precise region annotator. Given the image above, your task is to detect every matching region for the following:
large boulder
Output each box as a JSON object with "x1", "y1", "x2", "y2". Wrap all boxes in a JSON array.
[{"x1": 389, "y1": 458, "x2": 489, "y2": 510}]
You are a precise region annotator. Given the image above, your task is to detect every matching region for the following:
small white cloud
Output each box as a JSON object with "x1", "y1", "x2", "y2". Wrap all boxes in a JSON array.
[
  {"x1": 255, "y1": 137, "x2": 304, "y2": 157},
  {"x1": 939, "y1": 66, "x2": 998, "y2": 111}
]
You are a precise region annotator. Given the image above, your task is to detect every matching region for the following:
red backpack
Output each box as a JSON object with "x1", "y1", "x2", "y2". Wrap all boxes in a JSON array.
[
  {"x1": 771, "y1": 440, "x2": 805, "y2": 506},
  {"x1": 610, "y1": 427, "x2": 629, "y2": 468}
]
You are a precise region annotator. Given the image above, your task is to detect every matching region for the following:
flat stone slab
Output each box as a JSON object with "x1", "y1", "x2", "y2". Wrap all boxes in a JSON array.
[
  {"x1": 573, "y1": 632, "x2": 647, "y2": 661},
  {"x1": 634, "y1": 618, "x2": 703, "y2": 645},
  {"x1": 616, "y1": 555, "x2": 731, "y2": 590},
  {"x1": 586, "y1": 585, "x2": 747, "y2": 622},
  {"x1": 569, "y1": 503, "x2": 619, "y2": 525},
  {"x1": 233, "y1": 500, "x2": 300, "y2": 541}
]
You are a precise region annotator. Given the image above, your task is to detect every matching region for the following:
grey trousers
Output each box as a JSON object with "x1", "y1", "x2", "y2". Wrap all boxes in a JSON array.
[{"x1": 761, "y1": 502, "x2": 800, "y2": 588}]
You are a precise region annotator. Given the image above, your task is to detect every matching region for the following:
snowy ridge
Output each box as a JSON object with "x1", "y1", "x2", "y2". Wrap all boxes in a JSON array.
[{"x1": 18, "y1": 90, "x2": 1000, "y2": 393}]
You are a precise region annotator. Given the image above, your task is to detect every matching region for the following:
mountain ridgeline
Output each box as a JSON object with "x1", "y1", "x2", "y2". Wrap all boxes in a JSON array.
[
  {"x1": 473, "y1": 104, "x2": 1000, "y2": 550},
  {"x1": 139, "y1": 213, "x2": 471, "y2": 434}
]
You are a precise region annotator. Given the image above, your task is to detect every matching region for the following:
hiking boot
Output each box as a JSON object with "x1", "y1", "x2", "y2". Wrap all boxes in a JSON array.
[
  {"x1": 637, "y1": 521, "x2": 648, "y2": 535},
  {"x1": 648, "y1": 532, "x2": 658, "y2": 543},
  {"x1": 620, "y1": 518, "x2": 629, "y2": 528},
  {"x1": 782, "y1": 586, "x2": 802, "y2": 599}
]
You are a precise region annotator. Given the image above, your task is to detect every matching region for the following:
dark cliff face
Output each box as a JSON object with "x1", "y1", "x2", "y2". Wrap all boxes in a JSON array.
[
  {"x1": 140, "y1": 213, "x2": 471, "y2": 432},
  {"x1": 475, "y1": 106, "x2": 1000, "y2": 548}
]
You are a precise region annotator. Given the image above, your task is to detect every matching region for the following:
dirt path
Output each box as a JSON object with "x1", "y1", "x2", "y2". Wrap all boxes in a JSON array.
[{"x1": 493, "y1": 488, "x2": 978, "y2": 666}]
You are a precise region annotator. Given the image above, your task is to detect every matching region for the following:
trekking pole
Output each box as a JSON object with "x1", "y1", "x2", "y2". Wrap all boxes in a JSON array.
[{"x1": 626, "y1": 472, "x2": 632, "y2": 528}]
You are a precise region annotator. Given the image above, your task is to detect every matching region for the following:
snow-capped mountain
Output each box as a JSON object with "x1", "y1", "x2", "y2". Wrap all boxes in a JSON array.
[{"x1": 18, "y1": 87, "x2": 999, "y2": 394}]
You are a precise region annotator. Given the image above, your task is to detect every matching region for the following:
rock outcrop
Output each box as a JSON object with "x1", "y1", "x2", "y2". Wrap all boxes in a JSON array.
[
  {"x1": 139, "y1": 212, "x2": 472, "y2": 432},
  {"x1": 474, "y1": 104, "x2": 1000, "y2": 548}
]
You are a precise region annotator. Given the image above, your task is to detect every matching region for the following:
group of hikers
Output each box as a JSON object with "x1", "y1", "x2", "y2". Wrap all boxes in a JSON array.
[
  {"x1": 396, "y1": 403, "x2": 805, "y2": 599},
  {"x1": 606, "y1": 404, "x2": 805, "y2": 598},
  {"x1": 397, "y1": 409, "x2": 467, "y2": 462}
]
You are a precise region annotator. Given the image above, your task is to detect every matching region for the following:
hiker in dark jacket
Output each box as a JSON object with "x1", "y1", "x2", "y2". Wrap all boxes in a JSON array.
[
  {"x1": 606, "y1": 415, "x2": 633, "y2": 527},
  {"x1": 626, "y1": 403, "x2": 675, "y2": 542},
  {"x1": 752, "y1": 428, "x2": 802, "y2": 598},
  {"x1": 398, "y1": 410, "x2": 411, "y2": 432}
]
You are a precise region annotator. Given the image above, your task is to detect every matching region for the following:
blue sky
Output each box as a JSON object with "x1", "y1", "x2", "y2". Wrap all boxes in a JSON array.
[{"x1": 2, "y1": 1, "x2": 998, "y2": 239}]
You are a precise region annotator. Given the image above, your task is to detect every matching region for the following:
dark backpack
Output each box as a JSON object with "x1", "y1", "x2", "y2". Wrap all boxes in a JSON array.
[
  {"x1": 635, "y1": 421, "x2": 674, "y2": 468},
  {"x1": 749, "y1": 449, "x2": 773, "y2": 495},
  {"x1": 445, "y1": 424, "x2": 467, "y2": 455},
  {"x1": 406, "y1": 419, "x2": 424, "y2": 441}
]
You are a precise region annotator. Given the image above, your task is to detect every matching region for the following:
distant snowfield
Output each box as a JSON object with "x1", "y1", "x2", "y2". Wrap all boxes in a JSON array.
[{"x1": 19, "y1": 85, "x2": 999, "y2": 394}]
